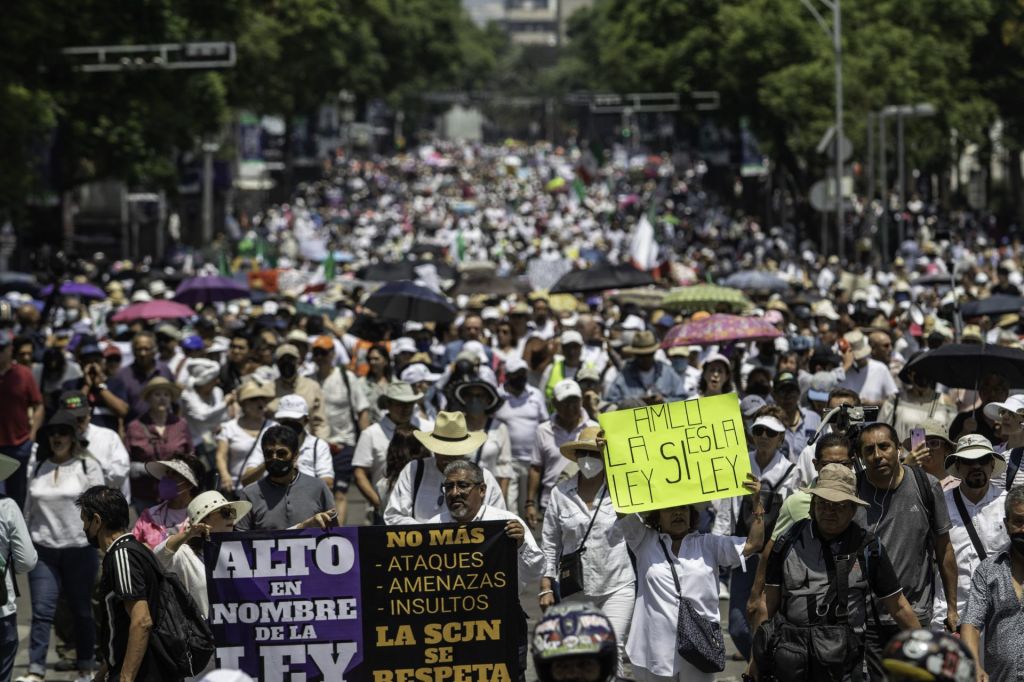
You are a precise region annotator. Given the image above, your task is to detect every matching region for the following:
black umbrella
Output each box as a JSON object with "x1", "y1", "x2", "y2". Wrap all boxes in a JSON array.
[
  {"x1": 363, "y1": 280, "x2": 456, "y2": 323},
  {"x1": 913, "y1": 273, "x2": 956, "y2": 287},
  {"x1": 451, "y1": 274, "x2": 531, "y2": 297},
  {"x1": 903, "y1": 343, "x2": 1024, "y2": 389},
  {"x1": 550, "y1": 262, "x2": 655, "y2": 294},
  {"x1": 960, "y1": 294, "x2": 1024, "y2": 318},
  {"x1": 0, "y1": 272, "x2": 39, "y2": 295},
  {"x1": 357, "y1": 260, "x2": 459, "y2": 283}
]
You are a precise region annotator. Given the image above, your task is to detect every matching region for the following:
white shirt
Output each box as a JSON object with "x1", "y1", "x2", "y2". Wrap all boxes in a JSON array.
[
  {"x1": 384, "y1": 458, "x2": 506, "y2": 525},
  {"x1": 530, "y1": 416, "x2": 598, "y2": 507},
  {"x1": 24, "y1": 455, "x2": 106, "y2": 549},
  {"x1": 216, "y1": 418, "x2": 276, "y2": 492},
  {"x1": 352, "y1": 415, "x2": 423, "y2": 486},
  {"x1": 181, "y1": 387, "x2": 229, "y2": 447},
  {"x1": 713, "y1": 449, "x2": 800, "y2": 537},
  {"x1": 614, "y1": 515, "x2": 745, "y2": 678},
  {"x1": 931, "y1": 484, "x2": 1007, "y2": 627},
  {"x1": 495, "y1": 385, "x2": 549, "y2": 463},
  {"x1": 541, "y1": 479, "x2": 634, "y2": 597},
  {"x1": 84, "y1": 423, "x2": 131, "y2": 501},
  {"x1": 319, "y1": 367, "x2": 371, "y2": 447},
  {"x1": 427, "y1": 504, "x2": 544, "y2": 592},
  {"x1": 0, "y1": 498, "x2": 37, "y2": 617},
  {"x1": 245, "y1": 432, "x2": 333, "y2": 483},
  {"x1": 469, "y1": 421, "x2": 514, "y2": 482},
  {"x1": 837, "y1": 358, "x2": 899, "y2": 403}
]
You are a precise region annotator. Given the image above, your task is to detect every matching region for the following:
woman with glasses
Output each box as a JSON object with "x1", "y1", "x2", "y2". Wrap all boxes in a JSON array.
[
  {"x1": 214, "y1": 381, "x2": 277, "y2": 496},
  {"x1": 711, "y1": 404, "x2": 800, "y2": 662}
]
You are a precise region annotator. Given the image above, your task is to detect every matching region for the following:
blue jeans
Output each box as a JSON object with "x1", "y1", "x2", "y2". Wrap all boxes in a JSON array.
[
  {"x1": 0, "y1": 440, "x2": 33, "y2": 509},
  {"x1": 728, "y1": 554, "x2": 759, "y2": 660},
  {"x1": 28, "y1": 545, "x2": 98, "y2": 675},
  {"x1": 0, "y1": 613, "x2": 18, "y2": 682}
]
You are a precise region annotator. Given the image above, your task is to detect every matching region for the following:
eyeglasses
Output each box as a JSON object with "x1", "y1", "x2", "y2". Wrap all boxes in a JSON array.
[
  {"x1": 752, "y1": 427, "x2": 782, "y2": 437},
  {"x1": 441, "y1": 480, "x2": 481, "y2": 493},
  {"x1": 266, "y1": 448, "x2": 293, "y2": 460}
]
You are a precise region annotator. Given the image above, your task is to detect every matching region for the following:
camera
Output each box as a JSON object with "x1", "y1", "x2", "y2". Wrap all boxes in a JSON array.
[{"x1": 809, "y1": 403, "x2": 880, "y2": 445}]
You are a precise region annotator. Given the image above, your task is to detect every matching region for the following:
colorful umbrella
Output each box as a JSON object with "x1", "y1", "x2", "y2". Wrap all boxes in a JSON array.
[
  {"x1": 363, "y1": 280, "x2": 456, "y2": 323},
  {"x1": 662, "y1": 314, "x2": 781, "y2": 348},
  {"x1": 174, "y1": 276, "x2": 250, "y2": 305},
  {"x1": 662, "y1": 285, "x2": 751, "y2": 313},
  {"x1": 110, "y1": 300, "x2": 195, "y2": 322},
  {"x1": 39, "y1": 282, "x2": 106, "y2": 300}
]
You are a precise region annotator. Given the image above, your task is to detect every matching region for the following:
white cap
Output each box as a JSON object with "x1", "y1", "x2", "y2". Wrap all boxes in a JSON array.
[
  {"x1": 505, "y1": 357, "x2": 528, "y2": 374},
  {"x1": 184, "y1": 358, "x2": 220, "y2": 387},
  {"x1": 752, "y1": 415, "x2": 786, "y2": 434},
  {"x1": 462, "y1": 340, "x2": 488, "y2": 363},
  {"x1": 560, "y1": 331, "x2": 584, "y2": 347},
  {"x1": 481, "y1": 307, "x2": 500, "y2": 321},
  {"x1": 552, "y1": 379, "x2": 582, "y2": 403},
  {"x1": 263, "y1": 300, "x2": 279, "y2": 315},
  {"x1": 390, "y1": 337, "x2": 417, "y2": 357},
  {"x1": 400, "y1": 363, "x2": 440, "y2": 385},
  {"x1": 621, "y1": 314, "x2": 646, "y2": 331},
  {"x1": 274, "y1": 394, "x2": 309, "y2": 420}
]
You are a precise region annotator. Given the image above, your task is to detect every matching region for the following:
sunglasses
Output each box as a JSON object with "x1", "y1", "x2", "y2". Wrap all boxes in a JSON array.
[
  {"x1": 441, "y1": 480, "x2": 481, "y2": 493},
  {"x1": 752, "y1": 426, "x2": 782, "y2": 437}
]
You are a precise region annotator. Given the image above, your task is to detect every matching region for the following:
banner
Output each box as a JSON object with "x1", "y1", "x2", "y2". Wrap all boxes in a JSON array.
[
  {"x1": 597, "y1": 393, "x2": 752, "y2": 513},
  {"x1": 205, "y1": 522, "x2": 522, "y2": 682}
]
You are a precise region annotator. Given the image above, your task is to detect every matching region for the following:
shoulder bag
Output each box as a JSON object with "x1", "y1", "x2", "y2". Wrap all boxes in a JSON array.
[
  {"x1": 657, "y1": 537, "x2": 726, "y2": 673},
  {"x1": 557, "y1": 487, "x2": 605, "y2": 599}
]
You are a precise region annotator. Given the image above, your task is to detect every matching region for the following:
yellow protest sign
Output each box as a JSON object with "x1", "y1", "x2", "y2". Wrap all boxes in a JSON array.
[{"x1": 597, "y1": 393, "x2": 752, "y2": 513}]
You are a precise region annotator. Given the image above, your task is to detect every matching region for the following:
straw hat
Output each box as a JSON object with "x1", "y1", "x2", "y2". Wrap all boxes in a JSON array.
[
  {"x1": 187, "y1": 490, "x2": 252, "y2": 527},
  {"x1": 385, "y1": 381, "x2": 424, "y2": 403},
  {"x1": 414, "y1": 411, "x2": 487, "y2": 456},
  {"x1": 238, "y1": 381, "x2": 275, "y2": 403},
  {"x1": 802, "y1": 464, "x2": 868, "y2": 506},
  {"x1": 145, "y1": 459, "x2": 199, "y2": 488},
  {"x1": 141, "y1": 376, "x2": 182, "y2": 401},
  {"x1": 623, "y1": 330, "x2": 660, "y2": 355},
  {"x1": 843, "y1": 330, "x2": 871, "y2": 361},
  {"x1": 559, "y1": 426, "x2": 602, "y2": 461}
]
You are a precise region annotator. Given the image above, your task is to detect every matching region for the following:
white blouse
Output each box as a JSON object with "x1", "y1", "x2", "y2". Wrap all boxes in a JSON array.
[
  {"x1": 541, "y1": 479, "x2": 634, "y2": 597},
  {"x1": 215, "y1": 418, "x2": 276, "y2": 491},
  {"x1": 613, "y1": 514, "x2": 745, "y2": 678}
]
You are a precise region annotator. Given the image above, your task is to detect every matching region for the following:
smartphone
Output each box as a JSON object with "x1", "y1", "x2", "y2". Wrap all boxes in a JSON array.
[{"x1": 910, "y1": 427, "x2": 926, "y2": 451}]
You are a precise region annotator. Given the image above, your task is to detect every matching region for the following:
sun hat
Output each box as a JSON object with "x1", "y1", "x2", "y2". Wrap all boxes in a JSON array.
[
  {"x1": 274, "y1": 394, "x2": 309, "y2": 421},
  {"x1": 186, "y1": 490, "x2": 251, "y2": 527},
  {"x1": 552, "y1": 379, "x2": 582, "y2": 403},
  {"x1": 623, "y1": 330, "x2": 659, "y2": 355},
  {"x1": 59, "y1": 390, "x2": 90, "y2": 418},
  {"x1": 237, "y1": 381, "x2": 275, "y2": 403},
  {"x1": 41, "y1": 410, "x2": 79, "y2": 436},
  {"x1": 141, "y1": 376, "x2": 182, "y2": 402},
  {"x1": 461, "y1": 340, "x2": 489, "y2": 363},
  {"x1": 945, "y1": 434, "x2": 1006, "y2": 478},
  {"x1": 413, "y1": 411, "x2": 487, "y2": 456},
  {"x1": 961, "y1": 325, "x2": 983, "y2": 343},
  {"x1": 185, "y1": 357, "x2": 220, "y2": 387},
  {"x1": 802, "y1": 463, "x2": 869, "y2": 506},
  {"x1": 773, "y1": 371, "x2": 799, "y2": 391},
  {"x1": 145, "y1": 458, "x2": 199, "y2": 488},
  {"x1": 752, "y1": 414, "x2": 786, "y2": 434},
  {"x1": 400, "y1": 363, "x2": 441, "y2": 385},
  {"x1": 453, "y1": 380, "x2": 502, "y2": 411},
  {"x1": 982, "y1": 394, "x2": 1024, "y2": 422},
  {"x1": 843, "y1": 330, "x2": 871, "y2": 361},
  {"x1": 385, "y1": 381, "x2": 424, "y2": 403},
  {"x1": 558, "y1": 425, "x2": 602, "y2": 461},
  {"x1": 273, "y1": 343, "x2": 301, "y2": 361}
]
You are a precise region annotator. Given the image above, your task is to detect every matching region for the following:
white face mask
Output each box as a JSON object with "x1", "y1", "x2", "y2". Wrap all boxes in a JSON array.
[{"x1": 578, "y1": 455, "x2": 604, "y2": 479}]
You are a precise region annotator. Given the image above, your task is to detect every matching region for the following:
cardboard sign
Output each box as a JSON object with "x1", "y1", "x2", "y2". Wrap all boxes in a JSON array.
[
  {"x1": 597, "y1": 393, "x2": 752, "y2": 513},
  {"x1": 205, "y1": 522, "x2": 522, "y2": 682}
]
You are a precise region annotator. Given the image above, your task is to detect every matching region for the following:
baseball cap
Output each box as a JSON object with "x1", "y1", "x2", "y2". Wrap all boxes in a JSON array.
[
  {"x1": 273, "y1": 344, "x2": 301, "y2": 360},
  {"x1": 740, "y1": 395, "x2": 767, "y2": 418},
  {"x1": 390, "y1": 337, "x2": 417, "y2": 357},
  {"x1": 59, "y1": 391, "x2": 90, "y2": 418},
  {"x1": 274, "y1": 394, "x2": 309, "y2": 421},
  {"x1": 400, "y1": 363, "x2": 441, "y2": 385},
  {"x1": 504, "y1": 357, "x2": 528, "y2": 374},
  {"x1": 181, "y1": 335, "x2": 205, "y2": 352},
  {"x1": 552, "y1": 379, "x2": 582, "y2": 403},
  {"x1": 311, "y1": 336, "x2": 334, "y2": 351},
  {"x1": 560, "y1": 331, "x2": 584, "y2": 347},
  {"x1": 576, "y1": 366, "x2": 601, "y2": 384},
  {"x1": 773, "y1": 372, "x2": 799, "y2": 390}
]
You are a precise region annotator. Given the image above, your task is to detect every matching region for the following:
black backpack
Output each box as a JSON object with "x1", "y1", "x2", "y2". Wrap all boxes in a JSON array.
[{"x1": 124, "y1": 542, "x2": 216, "y2": 678}]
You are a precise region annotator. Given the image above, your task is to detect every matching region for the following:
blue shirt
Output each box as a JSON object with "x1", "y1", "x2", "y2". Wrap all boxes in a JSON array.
[{"x1": 604, "y1": 359, "x2": 687, "y2": 405}]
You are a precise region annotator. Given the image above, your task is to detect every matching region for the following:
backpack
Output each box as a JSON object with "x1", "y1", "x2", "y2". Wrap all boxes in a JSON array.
[{"x1": 123, "y1": 541, "x2": 216, "y2": 678}]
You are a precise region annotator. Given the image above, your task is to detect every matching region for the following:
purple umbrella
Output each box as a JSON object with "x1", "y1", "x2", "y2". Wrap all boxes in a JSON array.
[
  {"x1": 174, "y1": 276, "x2": 250, "y2": 305},
  {"x1": 39, "y1": 282, "x2": 106, "y2": 300}
]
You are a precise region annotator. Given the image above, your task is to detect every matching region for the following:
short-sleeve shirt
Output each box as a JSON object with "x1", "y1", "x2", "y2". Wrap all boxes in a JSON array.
[
  {"x1": 244, "y1": 432, "x2": 333, "y2": 483},
  {"x1": 235, "y1": 472, "x2": 334, "y2": 531},
  {"x1": 961, "y1": 550, "x2": 1024, "y2": 681},
  {"x1": 99, "y1": 534, "x2": 166, "y2": 682},
  {"x1": 0, "y1": 363, "x2": 42, "y2": 446},
  {"x1": 837, "y1": 358, "x2": 898, "y2": 403},
  {"x1": 855, "y1": 465, "x2": 952, "y2": 625},
  {"x1": 320, "y1": 367, "x2": 371, "y2": 447}
]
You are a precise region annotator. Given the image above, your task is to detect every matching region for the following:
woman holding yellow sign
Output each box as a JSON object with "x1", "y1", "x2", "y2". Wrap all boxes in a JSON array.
[
  {"x1": 613, "y1": 467, "x2": 764, "y2": 682},
  {"x1": 538, "y1": 425, "x2": 634, "y2": 680}
]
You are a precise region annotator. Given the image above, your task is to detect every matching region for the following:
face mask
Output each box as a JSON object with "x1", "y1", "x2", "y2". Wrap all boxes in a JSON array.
[
  {"x1": 1011, "y1": 532, "x2": 1024, "y2": 555},
  {"x1": 278, "y1": 362, "x2": 297, "y2": 379},
  {"x1": 464, "y1": 398, "x2": 487, "y2": 415},
  {"x1": 506, "y1": 376, "x2": 527, "y2": 392},
  {"x1": 266, "y1": 458, "x2": 293, "y2": 478},
  {"x1": 578, "y1": 455, "x2": 604, "y2": 479},
  {"x1": 157, "y1": 477, "x2": 181, "y2": 501},
  {"x1": 670, "y1": 358, "x2": 689, "y2": 374}
]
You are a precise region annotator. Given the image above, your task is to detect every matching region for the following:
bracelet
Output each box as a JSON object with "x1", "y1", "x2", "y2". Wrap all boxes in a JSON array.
[
  {"x1": 538, "y1": 590, "x2": 553, "y2": 597},
  {"x1": 525, "y1": 500, "x2": 537, "y2": 507}
]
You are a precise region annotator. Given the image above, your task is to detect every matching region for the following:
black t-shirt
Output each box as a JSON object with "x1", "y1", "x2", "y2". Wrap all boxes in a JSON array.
[{"x1": 99, "y1": 534, "x2": 170, "y2": 682}]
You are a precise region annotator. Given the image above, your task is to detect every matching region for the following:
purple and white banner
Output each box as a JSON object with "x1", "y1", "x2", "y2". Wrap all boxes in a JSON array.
[{"x1": 205, "y1": 522, "x2": 522, "y2": 682}]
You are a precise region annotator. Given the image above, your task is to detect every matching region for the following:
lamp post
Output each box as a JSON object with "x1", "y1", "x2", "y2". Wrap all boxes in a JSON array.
[
  {"x1": 801, "y1": 0, "x2": 843, "y2": 261},
  {"x1": 879, "y1": 102, "x2": 936, "y2": 249}
]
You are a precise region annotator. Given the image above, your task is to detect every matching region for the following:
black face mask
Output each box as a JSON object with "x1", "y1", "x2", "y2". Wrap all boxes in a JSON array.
[
  {"x1": 278, "y1": 362, "x2": 297, "y2": 379},
  {"x1": 1011, "y1": 532, "x2": 1024, "y2": 556},
  {"x1": 506, "y1": 376, "x2": 527, "y2": 392},
  {"x1": 266, "y1": 459, "x2": 293, "y2": 478}
]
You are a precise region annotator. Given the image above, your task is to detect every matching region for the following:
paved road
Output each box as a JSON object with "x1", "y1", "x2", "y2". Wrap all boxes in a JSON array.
[{"x1": 11, "y1": 494, "x2": 748, "y2": 681}]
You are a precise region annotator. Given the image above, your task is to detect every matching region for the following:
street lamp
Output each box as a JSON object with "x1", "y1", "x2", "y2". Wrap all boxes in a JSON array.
[
  {"x1": 878, "y1": 102, "x2": 935, "y2": 252},
  {"x1": 801, "y1": 0, "x2": 843, "y2": 262}
]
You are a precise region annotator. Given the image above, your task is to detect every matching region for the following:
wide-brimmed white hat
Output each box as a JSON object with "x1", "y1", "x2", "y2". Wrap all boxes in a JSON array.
[
  {"x1": 453, "y1": 380, "x2": 502, "y2": 412},
  {"x1": 414, "y1": 411, "x2": 487, "y2": 456},
  {"x1": 945, "y1": 434, "x2": 1006, "y2": 478},
  {"x1": 982, "y1": 394, "x2": 1024, "y2": 422},
  {"x1": 145, "y1": 459, "x2": 199, "y2": 488},
  {"x1": 187, "y1": 491, "x2": 251, "y2": 527}
]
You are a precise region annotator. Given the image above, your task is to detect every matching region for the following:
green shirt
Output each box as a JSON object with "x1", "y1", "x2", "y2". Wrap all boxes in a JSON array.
[{"x1": 771, "y1": 484, "x2": 814, "y2": 541}]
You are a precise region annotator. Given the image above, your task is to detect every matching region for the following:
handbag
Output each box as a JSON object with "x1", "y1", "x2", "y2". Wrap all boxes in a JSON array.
[
  {"x1": 557, "y1": 487, "x2": 605, "y2": 599},
  {"x1": 657, "y1": 538, "x2": 725, "y2": 673}
]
